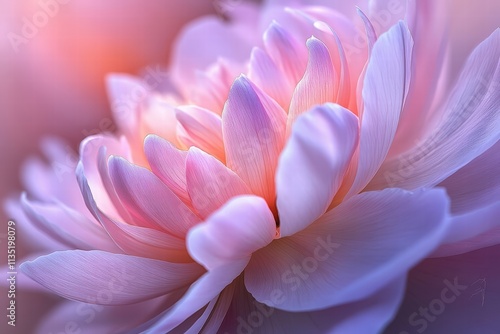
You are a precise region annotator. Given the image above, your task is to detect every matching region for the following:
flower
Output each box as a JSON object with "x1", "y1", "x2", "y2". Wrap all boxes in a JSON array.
[{"x1": 8, "y1": 0, "x2": 500, "y2": 333}]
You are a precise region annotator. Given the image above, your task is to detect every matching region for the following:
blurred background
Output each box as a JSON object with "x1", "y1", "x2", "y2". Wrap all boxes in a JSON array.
[{"x1": 0, "y1": 0, "x2": 498, "y2": 332}]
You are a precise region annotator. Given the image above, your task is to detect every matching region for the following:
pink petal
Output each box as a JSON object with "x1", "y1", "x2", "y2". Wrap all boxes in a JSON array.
[
  {"x1": 248, "y1": 46, "x2": 293, "y2": 109},
  {"x1": 21, "y1": 250, "x2": 204, "y2": 305},
  {"x1": 185, "y1": 147, "x2": 252, "y2": 218},
  {"x1": 144, "y1": 134, "x2": 190, "y2": 204},
  {"x1": 141, "y1": 195, "x2": 276, "y2": 332},
  {"x1": 346, "y1": 21, "x2": 413, "y2": 197},
  {"x1": 388, "y1": 0, "x2": 450, "y2": 157},
  {"x1": 170, "y1": 14, "x2": 257, "y2": 90},
  {"x1": 356, "y1": 7, "x2": 377, "y2": 53},
  {"x1": 246, "y1": 188, "x2": 449, "y2": 311},
  {"x1": 370, "y1": 29, "x2": 500, "y2": 190},
  {"x1": 287, "y1": 37, "x2": 337, "y2": 133},
  {"x1": 222, "y1": 75, "x2": 286, "y2": 209},
  {"x1": 79, "y1": 134, "x2": 132, "y2": 221},
  {"x1": 263, "y1": 21, "x2": 308, "y2": 86},
  {"x1": 188, "y1": 195, "x2": 276, "y2": 270},
  {"x1": 190, "y1": 60, "x2": 233, "y2": 114},
  {"x1": 176, "y1": 105, "x2": 225, "y2": 162},
  {"x1": 20, "y1": 193, "x2": 119, "y2": 252},
  {"x1": 432, "y1": 202, "x2": 500, "y2": 257},
  {"x1": 76, "y1": 162, "x2": 190, "y2": 262},
  {"x1": 439, "y1": 141, "x2": 500, "y2": 214},
  {"x1": 4, "y1": 197, "x2": 66, "y2": 252},
  {"x1": 108, "y1": 156, "x2": 200, "y2": 237},
  {"x1": 277, "y1": 103, "x2": 359, "y2": 237},
  {"x1": 145, "y1": 262, "x2": 245, "y2": 333}
]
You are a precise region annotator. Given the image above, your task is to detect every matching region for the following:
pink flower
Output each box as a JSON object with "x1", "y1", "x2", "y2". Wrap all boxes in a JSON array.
[{"x1": 8, "y1": 0, "x2": 500, "y2": 333}]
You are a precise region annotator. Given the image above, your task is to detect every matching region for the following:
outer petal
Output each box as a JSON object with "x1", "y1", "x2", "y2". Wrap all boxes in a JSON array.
[
  {"x1": 388, "y1": 0, "x2": 450, "y2": 157},
  {"x1": 432, "y1": 202, "x2": 500, "y2": 258},
  {"x1": 185, "y1": 147, "x2": 252, "y2": 218},
  {"x1": 277, "y1": 103, "x2": 359, "y2": 237},
  {"x1": 246, "y1": 188, "x2": 450, "y2": 311},
  {"x1": 346, "y1": 21, "x2": 413, "y2": 197},
  {"x1": 439, "y1": 141, "x2": 500, "y2": 214},
  {"x1": 219, "y1": 275, "x2": 406, "y2": 334},
  {"x1": 371, "y1": 29, "x2": 500, "y2": 190},
  {"x1": 20, "y1": 193, "x2": 119, "y2": 252},
  {"x1": 222, "y1": 75, "x2": 286, "y2": 209},
  {"x1": 140, "y1": 196, "x2": 276, "y2": 332},
  {"x1": 20, "y1": 250, "x2": 204, "y2": 305}
]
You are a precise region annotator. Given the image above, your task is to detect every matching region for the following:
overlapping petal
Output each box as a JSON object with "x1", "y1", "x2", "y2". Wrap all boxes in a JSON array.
[
  {"x1": 246, "y1": 188, "x2": 450, "y2": 311},
  {"x1": 277, "y1": 103, "x2": 359, "y2": 237}
]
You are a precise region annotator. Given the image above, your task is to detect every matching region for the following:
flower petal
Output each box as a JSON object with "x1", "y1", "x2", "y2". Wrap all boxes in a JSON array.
[
  {"x1": 20, "y1": 250, "x2": 204, "y2": 305},
  {"x1": 171, "y1": 13, "x2": 257, "y2": 90},
  {"x1": 439, "y1": 141, "x2": 500, "y2": 214},
  {"x1": 263, "y1": 21, "x2": 308, "y2": 86},
  {"x1": 176, "y1": 105, "x2": 225, "y2": 162},
  {"x1": 188, "y1": 195, "x2": 276, "y2": 271},
  {"x1": 287, "y1": 37, "x2": 337, "y2": 133},
  {"x1": 246, "y1": 188, "x2": 449, "y2": 311},
  {"x1": 277, "y1": 103, "x2": 359, "y2": 237},
  {"x1": 108, "y1": 156, "x2": 200, "y2": 237},
  {"x1": 138, "y1": 195, "x2": 277, "y2": 331},
  {"x1": 432, "y1": 202, "x2": 500, "y2": 258},
  {"x1": 76, "y1": 162, "x2": 190, "y2": 262},
  {"x1": 370, "y1": 29, "x2": 500, "y2": 190},
  {"x1": 248, "y1": 46, "x2": 293, "y2": 109},
  {"x1": 222, "y1": 75, "x2": 286, "y2": 209},
  {"x1": 140, "y1": 262, "x2": 246, "y2": 333},
  {"x1": 346, "y1": 21, "x2": 413, "y2": 197},
  {"x1": 20, "y1": 193, "x2": 119, "y2": 252},
  {"x1": 144, "y1": 134, "x2": 190, "y2": 204},
  {"x1": 79, "y1": 134, "x2": 133, "y2": 221},
  {"x1": 185, "y1": 147, "x2": 252, "y2": 218},
  {"x1": 388, "y1": 0, "x2": 450, "y2": 157}
]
